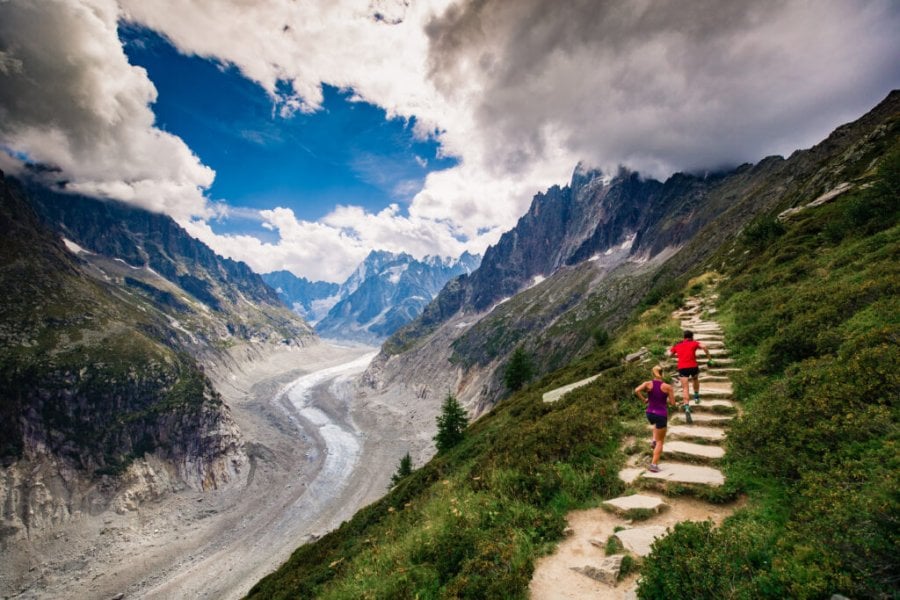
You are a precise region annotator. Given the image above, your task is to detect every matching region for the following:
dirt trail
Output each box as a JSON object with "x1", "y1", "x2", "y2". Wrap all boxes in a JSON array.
[
  {"x1": 4, "y1": 340, "x2": 417, "y2": 600},
  {"x1": 531, "y1": 294, "x2": 741, "y2": 598}
]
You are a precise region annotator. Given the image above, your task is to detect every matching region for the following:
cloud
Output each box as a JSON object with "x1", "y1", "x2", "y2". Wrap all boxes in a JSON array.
[
  {"x1": 2, "y1": 0, "x2": 897, "y2": 284},
  {"x1": 0, "y1": 0, "x2": 214, "y2": 220},
  {"x1": 425, "y1": 0, "x2": 900, "y2": 178},
  {"x1": 186, "y1": 203, "x2": 475, "y2": 282}
]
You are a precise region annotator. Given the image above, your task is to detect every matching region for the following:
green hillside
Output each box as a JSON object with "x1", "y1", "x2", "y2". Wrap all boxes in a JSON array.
[{"x1": 247, "y1": 140, "x2": 899, "y2": 598}]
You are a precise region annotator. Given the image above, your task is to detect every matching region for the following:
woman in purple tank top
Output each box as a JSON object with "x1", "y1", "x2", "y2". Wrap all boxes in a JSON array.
[{"x1": 634, "y1": 366, "x2": 676, "y2": 472}]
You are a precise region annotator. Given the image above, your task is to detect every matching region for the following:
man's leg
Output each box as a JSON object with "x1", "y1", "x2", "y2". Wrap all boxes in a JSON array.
[
  {"x1": 680, "y1": 376, "x2": 691, "y2": 404},
  {"x1": 692, "y1": 373, "x2": 701, "y2": 403}
]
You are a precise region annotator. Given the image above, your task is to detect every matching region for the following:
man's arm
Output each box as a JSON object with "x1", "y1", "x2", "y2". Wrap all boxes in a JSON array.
[{"x1": 699, "y1": 341, "x2": 711, "y2": 359}]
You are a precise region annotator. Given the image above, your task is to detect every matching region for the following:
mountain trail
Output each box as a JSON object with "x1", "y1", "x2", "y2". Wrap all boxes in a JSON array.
[{"x1": 530, "y1": 295, "x2": 743, "y2": 599}]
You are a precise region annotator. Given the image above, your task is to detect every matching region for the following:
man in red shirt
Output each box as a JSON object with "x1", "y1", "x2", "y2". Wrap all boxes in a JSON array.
[{"x1": 669, "y1": 330, "x2": 712, "y2": 409}]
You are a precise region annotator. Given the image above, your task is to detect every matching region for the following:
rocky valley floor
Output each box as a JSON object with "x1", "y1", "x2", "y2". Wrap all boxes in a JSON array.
[{"x1": 1, "y1": 340, "x2": 421, "y2": 600}]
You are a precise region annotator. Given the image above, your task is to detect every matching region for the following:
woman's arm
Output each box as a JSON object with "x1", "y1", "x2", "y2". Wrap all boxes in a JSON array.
[{"x1": 634, "y1": 381, "x2": 649, "y2": 403}]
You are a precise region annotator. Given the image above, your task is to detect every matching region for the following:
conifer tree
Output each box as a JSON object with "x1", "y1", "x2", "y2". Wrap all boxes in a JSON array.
[
  {"x1": 434, "y1": 392, "x2": 468, "y2": 453},
  {"x1": 504, "y1": 346, "x2": 534, "y2": 391},
  {"x1": 390, "y1": 452, "x2": 413, "y2": 487}
]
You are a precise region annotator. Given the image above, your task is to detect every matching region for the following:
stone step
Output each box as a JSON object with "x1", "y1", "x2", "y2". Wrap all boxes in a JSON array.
[
  {"x1": 693, "y1": 334, "x2": 725, "y2": 342},
  {"x1": 697, "y1": 382, "x2": 733, "y2": 394},
  {"x1": 614, "y1": 526, "x2": 670, "y2": 557},
  {"x1": 707, "y1": 367, "x2": 742, "y2": 373},
  {"x1": 667, "y1": 425, "x2": 726, "y2": 442},
  {"x1": 602, "y1": 494, "x2": 668, "y2": 517},
  {"x1": 680, "y1": 316, "x2": 718, "y2": 323},
  {"x1": 705, "y1": 358, "x2": 736, "y2": 365},
  {"x1": 670, "y1": 412, "x2": 733, "y2": 426},
  {"x1": 664, "y1": 440, "x2": 726, "y2": 460},
  {"x1": 571, "y1": 554, "x2": 625, "y2": 586},
  {"x1": 639, "y1": 462, "x2": 725, "y2": 487},
  {"x1": 699, "y1": 339, "x2": 726, "y2": 348},
  {"x1": 542, "y1": 373, "x2": 600, "y2": 403},
  {"x1": 687, "y1": 399, "x2": 736, "y2": 413},
  {"x1": 681, "y1": 323, "x2": 722, "y2": 331},
  {"x1": 668, "y1": 386, "x2": 732, "y2": 399}
]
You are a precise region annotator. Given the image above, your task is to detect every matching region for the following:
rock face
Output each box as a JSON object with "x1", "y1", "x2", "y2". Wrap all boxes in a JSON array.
[
  {"x1": 0, "y1": 173, "x2": 309, "y2": 538},
  {"x1": 314, "y1": 250, "x2": 481, "y2": 344},
  {"x1": 25, "y1": 182, "x2": 314, "y2": 353},
  {"x1": 371, "y1": 90, "x2": 900, "y2": 418}
]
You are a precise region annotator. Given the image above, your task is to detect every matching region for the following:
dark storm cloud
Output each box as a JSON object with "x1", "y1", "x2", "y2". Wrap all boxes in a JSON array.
[{"x1": 426, "y1": 0, "x2": 900, "y2": 177}]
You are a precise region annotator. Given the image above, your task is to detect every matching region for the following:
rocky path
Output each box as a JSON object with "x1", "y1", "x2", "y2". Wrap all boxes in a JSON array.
[{"x1": 530, "y1": 295, "x2": 742, "y2": 599}]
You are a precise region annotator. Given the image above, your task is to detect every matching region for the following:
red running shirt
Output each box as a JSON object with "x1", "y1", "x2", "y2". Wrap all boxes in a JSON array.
[{"x1": 670, "y1": 340, "x2": 701, "y2": 369}]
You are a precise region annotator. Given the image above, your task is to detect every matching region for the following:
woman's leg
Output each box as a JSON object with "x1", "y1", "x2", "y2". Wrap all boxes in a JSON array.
[{"x1": 652, "y1": 426, "x2": 665, "y2": 465}]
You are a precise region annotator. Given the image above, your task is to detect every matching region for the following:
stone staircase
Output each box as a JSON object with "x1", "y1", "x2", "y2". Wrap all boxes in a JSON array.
[{"x1": 530, "y1": 295, "x2": 741, "y2": 598}]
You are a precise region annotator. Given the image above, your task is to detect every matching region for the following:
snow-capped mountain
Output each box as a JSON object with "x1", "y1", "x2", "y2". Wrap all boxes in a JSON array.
[{"x1": 313, "y1": 250, "x2": 481, "y2": 344}]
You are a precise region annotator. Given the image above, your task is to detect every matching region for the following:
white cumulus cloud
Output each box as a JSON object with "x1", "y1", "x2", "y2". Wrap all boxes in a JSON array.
[{"x1": 2, "y1": 0, "x2": 898, "y2": 283}]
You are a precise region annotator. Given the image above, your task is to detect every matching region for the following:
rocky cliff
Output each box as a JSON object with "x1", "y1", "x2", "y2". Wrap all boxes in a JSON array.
[
  {"x1": 0, "y1": 173, "x2": 318, "y2": 540},
  {"x1": 373, "y1": 90, "x2": 900, "y2": 416}
]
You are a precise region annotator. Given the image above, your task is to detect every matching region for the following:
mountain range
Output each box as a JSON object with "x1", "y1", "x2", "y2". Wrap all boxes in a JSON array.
[
  {"x1": 368, "y1": 90, "x2": 900, "y2": 417},
  {"x1": 264, "y1": 250, "x2": 481, "y2": 344},
  {"x1": 0, "y1": 173, "x2": 315, "y2": 537},
  {"x1": 250, "y1": 90, "x2": 900, "y2": 599}
]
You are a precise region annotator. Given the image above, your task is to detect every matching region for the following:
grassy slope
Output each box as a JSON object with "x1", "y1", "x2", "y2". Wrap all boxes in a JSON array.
[
  {"x1": 638, "y1": 150, "x2": 900, "y2": 599},
  {"x1": 247, "y1": 297, "x2": 691, "y2": 599},
  {"x1": 248, "y1": 140, "x2": 899, "y2": 599}
]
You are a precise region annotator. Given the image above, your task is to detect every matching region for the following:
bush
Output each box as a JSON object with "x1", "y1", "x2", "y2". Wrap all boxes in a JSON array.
[{"x1": 638, "y1": 518, "x2": 778, "y2": 599}]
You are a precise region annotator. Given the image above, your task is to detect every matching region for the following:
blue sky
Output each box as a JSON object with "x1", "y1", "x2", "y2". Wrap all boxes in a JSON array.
[
  {"x1": 121, "y1": 26, "x2": 457, "y2": 237},
  {"x1": 1, "y1": 1, "x2": 897, "y2": 281}
]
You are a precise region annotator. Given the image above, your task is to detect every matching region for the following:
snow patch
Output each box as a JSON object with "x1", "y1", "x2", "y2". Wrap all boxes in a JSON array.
[
  {"x1": 62, "y1": 237, "x2": 91, "y2": 255},
  {"x1": 620, "y1": 232, "x2": 637, "y2": 250},
  {"x1": 113, "y1": 258, "x2": 142, "y2": 270},
  {"x1": 489, "y1": 297, "x2": 512, "y2": 313}
]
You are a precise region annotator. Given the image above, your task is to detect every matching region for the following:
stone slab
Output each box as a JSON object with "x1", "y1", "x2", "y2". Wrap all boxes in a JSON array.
[
  {"x1": 614, "y1": 526, "x2": 670, "y2": 557},
  {"x1": 542, "y1": 374, "x2": 601, "y2": 403},
  {"x1": 690, "y1": 399, "x2": 736, "y2": 412},
  {"x1": 700, "y1": 383, "x2": 733, "y2": 394},
  {"x1": 692, "y1": 333, "x2": 724, "y2": 341},
  {"x1": 617, "y1": 468, "x2": 644, "y2": 484},
  {"x1": 571, "y1": 555, "x2": 625, "y2": 586},
  {"x1": 664, "y1": 441, "x2": 726, "y2": 459},
  {"x1": 667, "y1": 425, "x2": 726, "y2": 441},
  {"x1": 603, "y1": 494, "x2": 668, "y2": 513},
  {"x1": 670, "y1": 412, "x2": 733, "y2": 426},
  {"x1": 640, "y1": 462, "x2": 725, "y2": 486}
]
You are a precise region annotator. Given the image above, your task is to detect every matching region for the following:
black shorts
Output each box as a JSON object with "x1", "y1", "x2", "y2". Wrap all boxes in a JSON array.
[
  {"x1": 646, "y1": 412, "x2": 668, "y2": 429},
  {"x1": 678, "y1": 367, "x2": 700, "y2": 378}
]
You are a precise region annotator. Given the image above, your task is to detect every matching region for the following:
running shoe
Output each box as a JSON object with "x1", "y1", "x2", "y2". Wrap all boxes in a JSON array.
[
  {"x1": 694, "y1": 391, "x2": 700, "y2": 405},
  {"x1": 648, "y1": 464, "x2": 660, "y2": 473},
  {"x1": 683, "y1": 403, "x2": 693, "y2": 424}
]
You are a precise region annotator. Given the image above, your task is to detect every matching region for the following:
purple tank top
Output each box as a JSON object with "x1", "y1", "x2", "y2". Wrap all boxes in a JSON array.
[{"x1": 647, "y1": 380, "x2": 668, "y2": 415}]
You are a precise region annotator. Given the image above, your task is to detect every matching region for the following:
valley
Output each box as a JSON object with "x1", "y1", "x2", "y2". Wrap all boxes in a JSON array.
[{"x1": 0, "y1": 341, "x2": 417, "y2": 600}]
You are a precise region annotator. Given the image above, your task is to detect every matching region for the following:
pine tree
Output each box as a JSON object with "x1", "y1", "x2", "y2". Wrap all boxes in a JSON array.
[
  {"x1": 434, "y1": 392, "x2": 468, "y2": 453},
  {"x1": 504, "y1": 346, "x2": 534, "y2": 391},
  {"x1": 389, "y1": 452, "x2": 413, "y2": 487}
]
